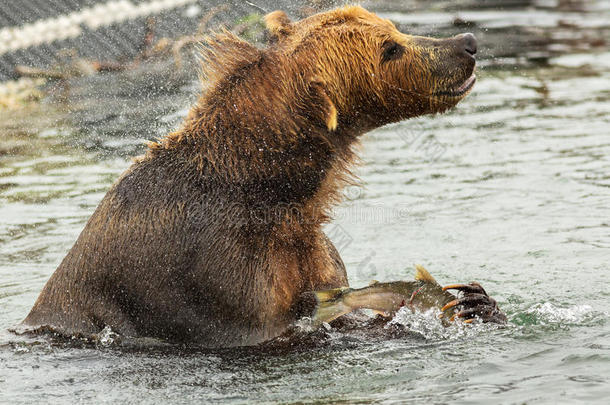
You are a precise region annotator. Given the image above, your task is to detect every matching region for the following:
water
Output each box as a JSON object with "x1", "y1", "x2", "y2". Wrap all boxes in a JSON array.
[{"x1": 1, "y1": 1, "x2": 610, "y2": 403}]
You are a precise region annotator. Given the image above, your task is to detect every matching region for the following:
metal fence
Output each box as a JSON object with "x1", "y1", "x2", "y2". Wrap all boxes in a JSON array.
[{"x1": 0, "y1": 0, "x2": 333, "y2": 82}]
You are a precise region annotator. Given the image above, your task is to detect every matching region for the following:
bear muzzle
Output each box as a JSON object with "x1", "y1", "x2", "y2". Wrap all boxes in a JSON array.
[{"x1": 427, "y1": 33, "x2": 478, "y2": 100}]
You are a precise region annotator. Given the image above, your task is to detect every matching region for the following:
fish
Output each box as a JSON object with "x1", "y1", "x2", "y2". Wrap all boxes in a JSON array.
[{"x1": 310, "y1": 265, "x2": 459, "y2": 325}]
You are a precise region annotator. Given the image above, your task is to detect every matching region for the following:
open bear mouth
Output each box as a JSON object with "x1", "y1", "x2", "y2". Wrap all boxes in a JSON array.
[{"x1": 434, "y1": 74, "x2": 476, "y2": 97}]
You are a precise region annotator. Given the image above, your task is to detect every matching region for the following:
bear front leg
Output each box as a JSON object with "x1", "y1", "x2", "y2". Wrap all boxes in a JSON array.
[{"x1": 441, "y1": 282, "x2": 507, "y2": 324}]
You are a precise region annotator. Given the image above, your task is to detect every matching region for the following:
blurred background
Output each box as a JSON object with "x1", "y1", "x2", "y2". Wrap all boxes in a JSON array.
[
  {"x1": 1, "y1": 0, "x2": 608, "y2": 153},
  {"x1": 1, "y1": 0, "x2": 607, "y2": 81}
]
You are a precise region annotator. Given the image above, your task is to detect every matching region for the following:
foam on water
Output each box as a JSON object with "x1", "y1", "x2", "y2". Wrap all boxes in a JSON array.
[
  {"x1": 389, "y1": 307, "x2": 500, "y2": 341},
  {"x1": 96, "y1": 326, "x2": 120, "y2": 347},
  {"x1": 524, "y1": 302, "x2": 600, "y2": 325}
]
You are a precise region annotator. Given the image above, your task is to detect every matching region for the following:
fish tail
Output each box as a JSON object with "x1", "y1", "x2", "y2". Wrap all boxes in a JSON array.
[
  {"x1": 313, "y1": 287, "x2": 348, "y2": 302},
  {"x1": 310, "y1": 287, "x2": 354, "y2": 325}
]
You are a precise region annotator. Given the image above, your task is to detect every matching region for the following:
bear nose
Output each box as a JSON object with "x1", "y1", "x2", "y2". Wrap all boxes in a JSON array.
[{"x1": 458, "y1": 33, "x2": 477, "y2": 55}]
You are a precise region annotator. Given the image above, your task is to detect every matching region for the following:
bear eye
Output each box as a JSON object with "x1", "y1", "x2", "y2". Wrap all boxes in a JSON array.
[{"x1": 381, "y1": 41, "x2": 404, "y2": 63}]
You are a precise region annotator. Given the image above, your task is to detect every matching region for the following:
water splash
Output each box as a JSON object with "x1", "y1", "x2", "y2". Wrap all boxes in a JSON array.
[
  {"x1": 519, "y1": 302, "x2": 600, "y2": 326},
  {"x1": 10, "y1": 341, "x2": 31, "y2": 354},
  {"x1": 96, "y1": 326, "x2": 121, "y2": 347},
  {"x1": 388, "y1": 307, "x2": 497, "y2": 341}
]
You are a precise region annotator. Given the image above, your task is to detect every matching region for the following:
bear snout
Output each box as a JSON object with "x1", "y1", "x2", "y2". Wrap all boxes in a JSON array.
[{"x1": 457, "y1": 33, "x2": 477, "y2": 56}]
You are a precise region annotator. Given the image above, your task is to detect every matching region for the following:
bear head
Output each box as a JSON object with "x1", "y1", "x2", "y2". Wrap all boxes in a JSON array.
[{"x1": 264, "y1": 6, "x2": 477, "y2": 133}]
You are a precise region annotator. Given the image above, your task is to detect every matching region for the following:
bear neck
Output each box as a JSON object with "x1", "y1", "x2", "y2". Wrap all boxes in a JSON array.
[{"x1": 146, "y1": 72, "x2": 362, "y2": 229}]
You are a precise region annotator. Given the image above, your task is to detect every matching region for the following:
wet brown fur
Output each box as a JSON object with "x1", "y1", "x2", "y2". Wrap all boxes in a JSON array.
[{"x1": 21, "y1": 6, "x2": 475, "y2": 347}]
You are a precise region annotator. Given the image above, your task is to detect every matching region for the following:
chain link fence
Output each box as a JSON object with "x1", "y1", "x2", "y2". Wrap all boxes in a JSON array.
[{"x1": 0, "y1": 0, "x2": 343, "y2": 82}]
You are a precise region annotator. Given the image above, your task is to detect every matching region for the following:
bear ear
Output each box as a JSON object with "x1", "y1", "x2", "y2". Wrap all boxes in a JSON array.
[
  {"x1": 309, "y1": 80, "x2": 338, "y2": 131},
  {"x1": 264, "y1": 10, "x2": 293, "y2": 40}
]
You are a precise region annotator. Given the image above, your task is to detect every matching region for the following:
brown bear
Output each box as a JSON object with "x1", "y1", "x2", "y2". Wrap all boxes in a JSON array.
[{"x1": 19, "y1": 6, "x2": 500, "y2": 347}]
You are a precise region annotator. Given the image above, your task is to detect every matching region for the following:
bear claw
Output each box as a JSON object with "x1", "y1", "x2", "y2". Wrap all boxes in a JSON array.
[{"x1": 442, "y1": 282, "x2": 507, "y2": 324}]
